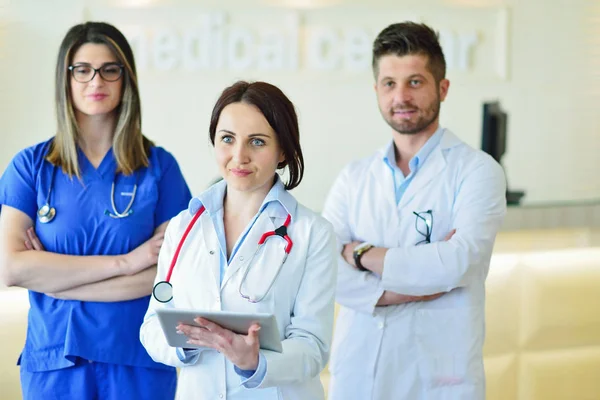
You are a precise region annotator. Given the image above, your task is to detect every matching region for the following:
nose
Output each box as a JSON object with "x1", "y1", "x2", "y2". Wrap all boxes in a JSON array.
[
  {"x1": 232, "y1": 142, "x2": 250, "y2": 164},
  {"x1": 393, "y1": 85, "x2": 413, "y2": 105},
  {"x1": 88, "y1": 70, "x2": 105, "y2": 87}
]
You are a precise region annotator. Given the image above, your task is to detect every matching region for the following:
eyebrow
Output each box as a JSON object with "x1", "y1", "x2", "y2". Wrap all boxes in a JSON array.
[
  {"x1": 380, "y1": 73, "x2": 427, "y2": 82},
  {"x1": 218, "y1": 129, "x2": 271, "y2": 138},
  {"x1": 71, "y1": 62, "x2": 120, "y2": 66}
]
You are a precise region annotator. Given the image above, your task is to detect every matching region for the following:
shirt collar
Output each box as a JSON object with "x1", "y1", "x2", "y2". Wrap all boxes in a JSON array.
[
  {"x1": 382, "y1": 126, "x2": 445, "y2": 173},
  {"x1": 188, "y1": 176, "x2": 297, "y2": 220}
]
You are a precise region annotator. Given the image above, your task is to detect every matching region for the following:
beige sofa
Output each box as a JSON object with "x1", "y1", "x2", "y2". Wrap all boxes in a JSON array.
[
  {"x1": 483, "y1": 247, "x2": 600, "y2": 399},
  {"x1": 2, "y1": 229, "x2": 600, "y2": 400}
]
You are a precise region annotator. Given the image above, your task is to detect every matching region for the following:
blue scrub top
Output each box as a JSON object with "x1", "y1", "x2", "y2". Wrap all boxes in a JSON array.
[{"x1": 0, "y1": 138, "x2": 192, "y2": 372}]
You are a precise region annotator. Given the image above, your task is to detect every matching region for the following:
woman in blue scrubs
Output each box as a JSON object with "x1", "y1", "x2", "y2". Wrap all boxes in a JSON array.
[{"x1": 0, "y1": 22, "x2": 191, "y2": 399}]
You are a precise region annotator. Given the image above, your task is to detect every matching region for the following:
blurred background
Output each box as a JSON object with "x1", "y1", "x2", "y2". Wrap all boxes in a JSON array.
[{"x1": 1, "y1": 0, "x2": 599, "y2": 399}]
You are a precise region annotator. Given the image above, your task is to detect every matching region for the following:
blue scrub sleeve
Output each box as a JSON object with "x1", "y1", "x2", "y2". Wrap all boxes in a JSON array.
[
  {"x1": 0, "y1": 149, "x2": 38, "y2": 220},
  {"x1": 234, "y1": 352, "x2": 267, "y2": 388},
  {"x1": 154, "y1": 154, "x2": 191, "y2": 227}
]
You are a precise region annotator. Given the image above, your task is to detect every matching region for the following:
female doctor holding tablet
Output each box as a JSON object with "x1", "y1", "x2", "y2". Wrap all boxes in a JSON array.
[{"x1": 140, "y1": 81, "x2": 338, "y2": 399}]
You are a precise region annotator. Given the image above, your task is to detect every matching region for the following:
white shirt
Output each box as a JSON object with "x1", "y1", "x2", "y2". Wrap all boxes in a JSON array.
[{"x1": 322, "y1": 129, "x2": 507, "y2": 400}]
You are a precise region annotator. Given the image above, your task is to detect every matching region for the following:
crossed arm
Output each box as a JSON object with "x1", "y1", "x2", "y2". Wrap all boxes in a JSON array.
[
  {"x1": 340, "y1": 229, "x2": 455, "y2": 306},
  {"x1": 0, "y1": 205, "x2": 166, "y2": 302},
  {"x1": 322, "y1": 159, "x2": 506, "y2": 313}
]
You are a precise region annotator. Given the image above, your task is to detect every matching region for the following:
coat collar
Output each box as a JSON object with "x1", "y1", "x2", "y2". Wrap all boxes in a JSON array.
[
  {"x1": 188, "y1": 176, "x2": 297, "y2": 221},
  {"x1": 373, "y1": 128, "x2": 463, "y2": 209}
]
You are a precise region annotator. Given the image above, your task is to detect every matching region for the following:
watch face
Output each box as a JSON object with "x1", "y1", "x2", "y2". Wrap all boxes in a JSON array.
[
  {"x1": 354, "y1": 243, "x2": 372, "y2": 256},
  {"x1": 355, "y1": 242, "x2": 368, "y2": 252}
]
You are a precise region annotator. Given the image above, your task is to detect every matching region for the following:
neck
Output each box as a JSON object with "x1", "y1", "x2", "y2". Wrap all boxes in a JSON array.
[
  {"x1": 76, "y1": 111, "x2": 117, "y2": 158},
  {"x1": 393, "y1": 120, "x2": 439, "y2": 165},
  {"x1": 223, "y1": 181, "x2": 273, "y2": 222}
]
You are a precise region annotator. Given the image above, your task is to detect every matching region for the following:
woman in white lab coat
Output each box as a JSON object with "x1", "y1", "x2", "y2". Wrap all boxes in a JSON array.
[{"x1": 140, "y1": 81, "x2": 337, "y2": 400}]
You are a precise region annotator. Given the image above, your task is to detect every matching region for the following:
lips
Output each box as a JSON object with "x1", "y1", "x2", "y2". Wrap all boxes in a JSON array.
[
  {"x1": 393, "y1": 109, "x2": 417, "y2": 113},
  {"x1": 230, "y1": 168, "x2": 252, "y2": 177},
  {"x1": 88, "y1": 94, "x2": 108, "y2": 101},
  {"x1": 393, "y1": 109, "x2": 417, "y2": 118}
]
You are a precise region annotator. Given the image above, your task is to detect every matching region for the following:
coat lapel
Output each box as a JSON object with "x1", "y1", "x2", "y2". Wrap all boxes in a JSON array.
[
  {"x1": 198, "y1": 213, "x2": 221, "y2": 293},
  {"x1": 398, "y1": 148, "x2": 446, "y2": 209},
  {"x1": 220, "y1": 212, "x2": 278, "y2": 290},
  {"x1": 398, "y1": 130, "x2": 462, "y2": 209},
  {"x1": 372, "y1": 151, "x2": 400, "y2": 210}
]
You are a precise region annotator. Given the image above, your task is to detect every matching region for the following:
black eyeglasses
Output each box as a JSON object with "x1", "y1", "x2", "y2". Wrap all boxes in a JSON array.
[
  {"x1": 68, "y1": 63, "x2": 124, "y2": 83},
  {"x1": 413, "y1": 210, "x2": 433, "y2": 245}
]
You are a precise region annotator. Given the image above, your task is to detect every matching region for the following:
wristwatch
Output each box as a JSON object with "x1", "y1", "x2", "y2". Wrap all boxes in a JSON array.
[{"x1": 353, "y1": 242, "x2": 374, "y2": 271}]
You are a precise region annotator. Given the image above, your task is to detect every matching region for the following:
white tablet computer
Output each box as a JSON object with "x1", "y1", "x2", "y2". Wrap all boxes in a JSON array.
[{"x1": 155, "y1": 308, "x2": 283, "y2": 353}]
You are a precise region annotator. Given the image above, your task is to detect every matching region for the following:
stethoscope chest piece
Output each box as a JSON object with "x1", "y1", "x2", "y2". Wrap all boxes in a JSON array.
[
  {"x1": 153, "y1": 281, "x2": 173, "y2": 303},
  {"x1": 37, "y1": 204, "x2": 56, "y2": 224}
]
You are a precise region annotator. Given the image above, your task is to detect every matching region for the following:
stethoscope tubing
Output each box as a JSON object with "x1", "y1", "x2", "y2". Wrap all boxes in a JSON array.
[
  {"x1": 38, "y1": 164, "x2": 138, "y2": 223},
  {"x1": 153, "y1": 206, "x2": 293, "y2": 304}
]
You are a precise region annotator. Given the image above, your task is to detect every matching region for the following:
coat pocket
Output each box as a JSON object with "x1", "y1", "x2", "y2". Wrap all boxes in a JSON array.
[
  {"x1": 400, "y1": 209, "x2": 453, "y2": 247},
  {"x1": 414, "y1": 307, "x2": 483, "y2": 398}
]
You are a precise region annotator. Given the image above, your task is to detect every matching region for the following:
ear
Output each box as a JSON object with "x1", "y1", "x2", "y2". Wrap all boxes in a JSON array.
[
  {"x1": 277, "y1": 150, "x2": 286, "y2": 168},
  {"x1": 439, "y1": 79, "x2": 450, "y2": 102}
]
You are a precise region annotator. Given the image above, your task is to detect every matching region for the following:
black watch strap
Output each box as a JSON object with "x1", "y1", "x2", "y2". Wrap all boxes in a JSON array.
[{"x1": 353, "y1": 243, "x2": 373, "y2": 271}]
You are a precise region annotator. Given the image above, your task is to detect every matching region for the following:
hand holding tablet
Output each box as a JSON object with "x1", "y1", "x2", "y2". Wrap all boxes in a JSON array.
[{"x1": 156, "y1": 308, "x2": 283, "y2": 353}]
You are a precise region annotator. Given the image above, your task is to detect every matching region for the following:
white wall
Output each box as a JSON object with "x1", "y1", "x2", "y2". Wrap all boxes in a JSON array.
[{"x1": 1, "y1": 0, "x2": 599, "y2": 212}]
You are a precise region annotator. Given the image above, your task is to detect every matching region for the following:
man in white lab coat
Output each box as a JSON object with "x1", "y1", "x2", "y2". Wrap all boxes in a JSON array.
[{"x1": 322, "y1": 22, "x2": 507, "y2": 400}]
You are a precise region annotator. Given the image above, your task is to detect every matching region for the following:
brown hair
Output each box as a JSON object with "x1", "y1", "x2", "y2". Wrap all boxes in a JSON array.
[
  {"x1": 209, "y1": 81, "x2": 304, "y2": 190},
  {"x1": 48, "y1": 21, "x2": 152, "y2": 177}
]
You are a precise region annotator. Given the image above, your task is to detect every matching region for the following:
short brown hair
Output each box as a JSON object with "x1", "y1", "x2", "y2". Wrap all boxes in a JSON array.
[
  {"x1": 209, "y1": 81, "x2": 304, "y2": 190},
  {"x1": 372, "y1": 22, "x2": 446, "y2": 83}
]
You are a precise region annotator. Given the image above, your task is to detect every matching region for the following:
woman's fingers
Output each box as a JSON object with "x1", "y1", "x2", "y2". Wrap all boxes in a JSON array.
[
  {"x1": 246, "y1": 324, "x2": 261, "y2": 345},
  {"x1": 27, "y1": 228, "x2": 45, "y2": 251}
]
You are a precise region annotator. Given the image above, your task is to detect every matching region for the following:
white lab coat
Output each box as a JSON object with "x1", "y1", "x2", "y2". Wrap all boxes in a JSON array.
[
  {"x1": 140, "y1": 186, "x2": 337, "y2": 400},
  {"x1": 322, "y1": 129, "x2": 507, "y2": 400}
]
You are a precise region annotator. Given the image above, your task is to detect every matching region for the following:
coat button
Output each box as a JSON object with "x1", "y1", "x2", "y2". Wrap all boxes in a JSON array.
[
  {"x1": 239, "y1": 256, "x2": 244, "y2": 261},
  {"x1": 209, "y1": 250, "x2": 215, "y2": 255}
]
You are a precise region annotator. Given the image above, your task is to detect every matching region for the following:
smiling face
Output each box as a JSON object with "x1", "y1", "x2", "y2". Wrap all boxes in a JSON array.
[
  {"x1": 69, "y1": 43, "x2": 123, "y2": 118},
  {"x1": 375, "y1": 53, "x2": 449, "y2": 135},
  {"x1": 214, "y1": 102, "x2": 285, "y2": 195}
]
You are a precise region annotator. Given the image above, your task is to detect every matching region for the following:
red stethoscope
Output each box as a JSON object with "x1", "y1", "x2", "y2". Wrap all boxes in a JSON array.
[{"x1": 152, "y1": 206, "x2": 293, "y2": 304}]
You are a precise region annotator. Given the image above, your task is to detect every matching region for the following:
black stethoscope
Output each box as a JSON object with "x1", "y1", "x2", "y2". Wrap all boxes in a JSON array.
[
  {"x1": 37, "y1": 165, "x2": 138, "y2": 224},
  {"x1": 152, "y1": 206, "x2": 293, "y2": 304}
]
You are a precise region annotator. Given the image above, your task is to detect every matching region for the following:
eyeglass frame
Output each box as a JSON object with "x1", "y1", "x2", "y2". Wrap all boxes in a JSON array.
[
  {"x1": 67, "y1": 63, "x2": 125, "y2": 83},
  {"x1": 412, "y1": 210, "x2": 433, "y2": 245}
]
